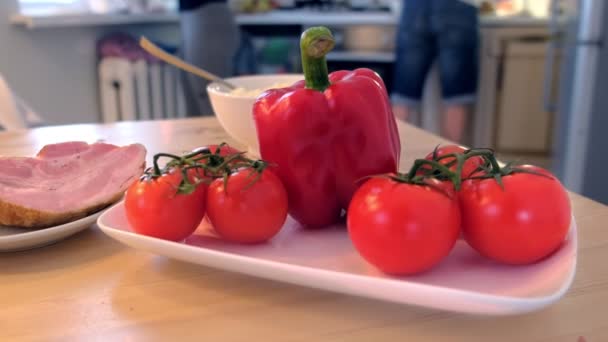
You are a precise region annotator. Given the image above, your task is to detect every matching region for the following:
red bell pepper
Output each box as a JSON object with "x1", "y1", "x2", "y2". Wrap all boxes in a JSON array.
[{"x1": 253, "y1": 26, "x2": 401, "y2": 228}]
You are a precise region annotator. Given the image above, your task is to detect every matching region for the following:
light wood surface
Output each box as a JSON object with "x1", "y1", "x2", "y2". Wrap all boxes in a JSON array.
[{"x1": 1, "y1": 117, "x2": 607, "y2": 342}]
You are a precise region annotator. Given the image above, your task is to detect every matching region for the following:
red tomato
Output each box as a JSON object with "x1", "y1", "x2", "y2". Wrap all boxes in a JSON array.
[
  {"x1": 125, "y1": 168, "x2": 206, "y2": 241},
  {"x1": 207, "y1": 168, "x2": 288, "y2": 243},
  {"x1": 459, "y1": 165, "x2": 571, "y2": 264},
  {"x1": 423, "y1": 145, "x2": 485, "y2": 179},
  {"x1": 191, "y1": 144, "x2": 241, "y2": 157},
  {"x1": 347, "y1": 177, "x2": 461, "y2": 275},
  {"x1": 189, "y1": 144, "x2": 242, "y2": 183}
]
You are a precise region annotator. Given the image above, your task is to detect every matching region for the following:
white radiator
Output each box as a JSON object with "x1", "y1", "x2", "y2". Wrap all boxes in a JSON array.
[{"x1": 98, "y1": 57, "x2": 187, "y2": 123}]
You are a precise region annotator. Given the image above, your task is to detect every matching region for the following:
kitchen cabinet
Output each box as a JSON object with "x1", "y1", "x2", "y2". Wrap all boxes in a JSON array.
[
  {"x1": 474, "y1": 26, "x2": 557, "y2": 154},
  {"x1": 494, "y1": 39, "x2": 556, "y2": 153}
]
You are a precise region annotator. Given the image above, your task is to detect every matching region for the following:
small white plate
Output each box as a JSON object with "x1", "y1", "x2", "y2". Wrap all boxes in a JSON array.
[
  {"x1": 98, "y1": 201, "x2": 577, "y2": 315},
  {"x1": 0, "y1": 209, "x2": 106, "y2": 252}
]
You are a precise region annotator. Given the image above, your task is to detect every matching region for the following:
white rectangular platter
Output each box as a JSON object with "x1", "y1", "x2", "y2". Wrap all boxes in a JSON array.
[{"x1": 98, "y1": 201, "x2": 577, "y2": 315}]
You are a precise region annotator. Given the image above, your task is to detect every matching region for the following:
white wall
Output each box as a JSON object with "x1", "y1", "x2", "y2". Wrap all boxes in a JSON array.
[{"x1": 0, "y1": 0, "x2": 180, "y2": 125}]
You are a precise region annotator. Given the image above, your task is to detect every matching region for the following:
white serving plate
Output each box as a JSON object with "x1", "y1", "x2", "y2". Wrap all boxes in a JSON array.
[
  {"x1": 98, "y1": 201, "x2": 577, "y2": 315},
  {"x1": 0, "y1": 209, "x2": 106, "y2": 252}
]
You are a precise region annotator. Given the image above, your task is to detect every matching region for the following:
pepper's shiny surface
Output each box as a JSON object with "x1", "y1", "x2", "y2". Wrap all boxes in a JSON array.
[{"x1": 253, "y1": 68, "x2": 401, "y2": 228}]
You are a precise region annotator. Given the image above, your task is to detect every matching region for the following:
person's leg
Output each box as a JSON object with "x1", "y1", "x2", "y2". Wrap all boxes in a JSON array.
[
  {"x1": 391, "y1": 0, "x2": 435, "y2": 124},
  {"x1": 392, "y1": 104, "x2": 422, "y2": 126},
  {"x1": 392, "y1": 104, "x2": 409, "y2": 121},
  {"x1": 432, "y1": 0, "x2": 479, "y2": 143},
  {"x1": 179, "y1": 2, "x2": 240, "y2": 116},
  {"x1": 443, "y1": 104, "x2": 469, "y2": 142}
]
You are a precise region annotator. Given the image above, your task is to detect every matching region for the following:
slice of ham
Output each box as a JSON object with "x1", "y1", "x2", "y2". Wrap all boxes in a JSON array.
[{"x1": 0, "y1": 141, "x2": 146, "y2": 228}]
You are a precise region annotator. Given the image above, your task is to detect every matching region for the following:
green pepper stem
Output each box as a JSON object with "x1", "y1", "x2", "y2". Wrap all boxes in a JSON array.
[{"x1": 300, "y1": 26, "x2": 335, "y2": 92}]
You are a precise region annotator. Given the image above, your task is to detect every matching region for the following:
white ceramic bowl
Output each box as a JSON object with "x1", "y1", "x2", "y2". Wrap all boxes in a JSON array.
[{"x1": 207, "y1": 74, "x2": 303, "y2": 154}]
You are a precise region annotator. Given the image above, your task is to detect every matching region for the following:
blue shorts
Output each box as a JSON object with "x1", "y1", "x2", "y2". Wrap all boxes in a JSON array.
[{"x1": 392, "y1": 0, "x2": 479, "y2": 107}]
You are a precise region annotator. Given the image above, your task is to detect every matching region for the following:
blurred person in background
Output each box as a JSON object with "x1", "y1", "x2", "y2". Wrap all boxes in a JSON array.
[
  {"x1": 179, "y1": 0, "x2": 241, "y2": 116},
  {"x1": 392, "y1": 0, "x2": 480, "y2": 143}
]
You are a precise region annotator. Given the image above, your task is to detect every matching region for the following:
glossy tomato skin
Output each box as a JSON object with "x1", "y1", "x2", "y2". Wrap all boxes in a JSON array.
[
  {"x1": 424, "y1": 145, "x2": 484, "y2": 179},
  {"x1": 347, "y1": 177, "x2": 461, "y2": 275},
  {"x1": 459, "y1": 165, "x2": 571, "y2": 264},
  {"x1": 125, "y1": 169, "x2": 206, "y2": 241},
  {"x1": 207, "y1": 168, "x2": 288, "y2": 244}
]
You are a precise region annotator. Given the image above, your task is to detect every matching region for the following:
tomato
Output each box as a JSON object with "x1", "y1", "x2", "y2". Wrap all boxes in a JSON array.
[
  {"x1": 458, "y1": 165, "x2": 571, "y2": 265},
  {"x1": 191, "y1": 144, "x2": 241, "y2": 157},
  {"x1": 423, "y1": 145, "x2": 485, "y2": 179},
  {"x1": 206, "y1": 167, "x2": 288, "y2": 243},
  {"x1": 347, "y1": 177, "x2": 461, "y2": 275},
  {"x1": 125, "y1": 168, "x2": 206, "y2": 241},
  {"x1": 186, "y1": 144, "x2": 243, "y2": 185}
]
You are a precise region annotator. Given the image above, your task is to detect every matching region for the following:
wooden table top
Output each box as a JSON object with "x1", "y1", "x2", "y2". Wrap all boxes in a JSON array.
[{"x1": 1, "y1": 117, "x2": 607, "y2": 341}]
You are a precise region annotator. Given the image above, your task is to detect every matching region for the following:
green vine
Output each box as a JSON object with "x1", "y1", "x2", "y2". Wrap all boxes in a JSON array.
[{"x1": 140, "y1": 144, "x2": 272, "y2": 195}]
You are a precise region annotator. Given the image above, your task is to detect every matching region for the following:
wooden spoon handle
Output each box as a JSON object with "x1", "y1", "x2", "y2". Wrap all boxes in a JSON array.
[{"x1": 139, "y1": 37, "x2": 236, "y2": 90}]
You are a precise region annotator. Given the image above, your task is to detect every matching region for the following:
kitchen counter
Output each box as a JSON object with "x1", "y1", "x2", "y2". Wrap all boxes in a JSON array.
[
  {"x1": 10, "y1": 10, "x2": 549, "y2": 29},
  {"x1": 480, "y1": 14, "x2": 550, "y2": 27},
  {"x1": 1, "y1": 117, "x2": 607, "y2": 341},
  {"x1": 237, "y1": 11, "x2": 550, "y2": 27}
]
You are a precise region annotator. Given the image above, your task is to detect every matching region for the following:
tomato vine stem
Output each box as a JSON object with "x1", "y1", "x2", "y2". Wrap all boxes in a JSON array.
[{"x1": 147, "y1": 144, "x2": 273, "y2": 195}]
